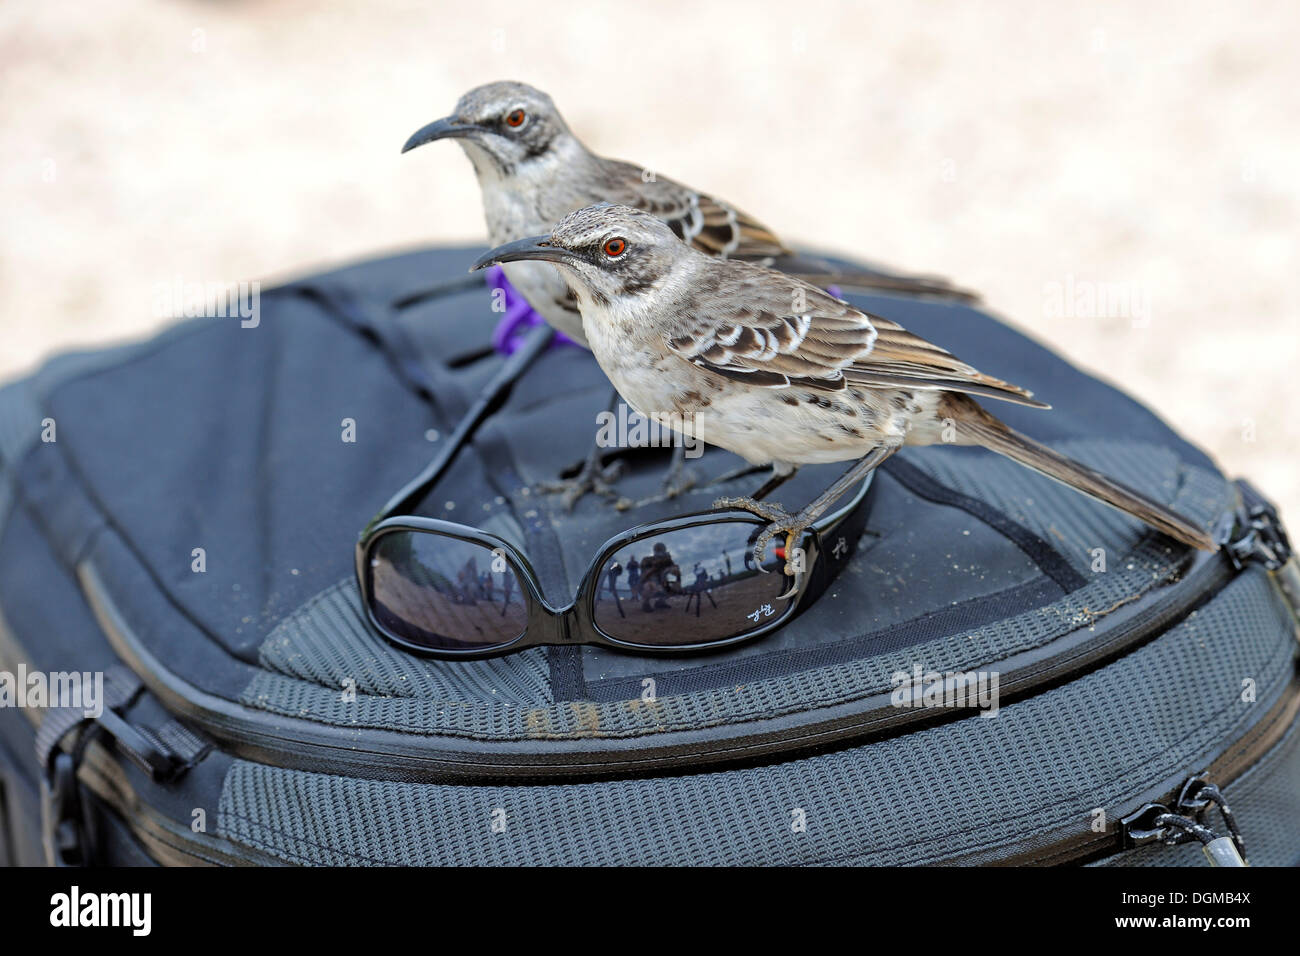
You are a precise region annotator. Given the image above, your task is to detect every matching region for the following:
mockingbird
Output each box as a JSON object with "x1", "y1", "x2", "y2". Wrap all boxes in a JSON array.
[
  {"x1": 404, "y1": 81, "x2": 976, "y2": 507},
  {"x1": 471, "y1": 203, "x2": 1216, "y2": 574}
]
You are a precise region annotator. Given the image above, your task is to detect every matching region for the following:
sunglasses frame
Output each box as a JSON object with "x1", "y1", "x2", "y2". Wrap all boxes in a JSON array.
[{"x1": 356, "y1": 472, "x2": 876, "y2": 659}]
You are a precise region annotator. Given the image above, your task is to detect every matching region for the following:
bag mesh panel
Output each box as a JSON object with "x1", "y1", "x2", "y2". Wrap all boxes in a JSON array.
[
  {"x1": 256, "y1": 578, "x2": 554, "y2": 708},
  {"x1": 218, "y1": 568, "x2": 1296, "y2": 865}
]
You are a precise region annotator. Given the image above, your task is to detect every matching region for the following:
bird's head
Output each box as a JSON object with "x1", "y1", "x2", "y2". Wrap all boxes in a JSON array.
[
  {"x1": 470, "y1": 203, "x2": 691, "y2": 310},
  {"x1": 402, "y1": 81, "x2": 575, "y2": 177}
]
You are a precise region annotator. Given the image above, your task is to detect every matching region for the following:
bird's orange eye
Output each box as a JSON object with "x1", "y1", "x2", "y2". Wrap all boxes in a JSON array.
[
  {"x1": 505, "y1": 109, "x2": 526, "y2": 128},
  {"x1": 603, "y1": 238, "x2": 627, "y2": 257}
]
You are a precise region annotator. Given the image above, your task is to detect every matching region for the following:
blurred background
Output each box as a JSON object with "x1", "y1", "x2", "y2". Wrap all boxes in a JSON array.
[{"x1": 2, "y1": 0, "x2": 1296, "y2": 520}]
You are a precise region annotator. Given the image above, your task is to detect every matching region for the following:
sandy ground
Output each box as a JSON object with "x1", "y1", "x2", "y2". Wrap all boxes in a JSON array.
[{"x1": 2, "y1": 1, "x2": 1296, "y2": 524}]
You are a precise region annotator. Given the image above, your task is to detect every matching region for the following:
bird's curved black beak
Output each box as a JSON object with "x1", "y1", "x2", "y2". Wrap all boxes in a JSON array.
[
  {"x1": 402, "y1": 117, "x2": 487, "y2": 153},
  {"x1": 469, "y1": 235, "x2": 578, "y2": 272}
]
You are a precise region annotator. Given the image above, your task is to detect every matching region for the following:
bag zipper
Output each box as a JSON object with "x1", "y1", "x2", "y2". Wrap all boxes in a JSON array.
[
  {"x1": 971, "y1": 491, "x2": 1300, "y2": 866},
  {"x1": 1101, "y1": 487, "x2": 1300, "y2": 868},
  {"x1": 65, "y1": 589, "x2": 1300, "y2": 869},
  {"x1": 997, "y1": 663, "x2": 1300, "y2": 866},
  {"x1": 1227, "y1": 478, "x2": 1300, "y2": 625},
  {"x1": 1121, "y1": 772, "x2": 1250, "y2": 866}
]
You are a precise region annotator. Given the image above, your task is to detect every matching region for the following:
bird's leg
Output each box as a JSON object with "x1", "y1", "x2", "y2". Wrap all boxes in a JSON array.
[
  {"x1": 748, "y1": 465, "x2": 798, "y2": 501},
  {"x1": 714, "y1": 445, "x2": 895, "y2": 576},
  {"x1": 704, "y1": 461, "x2": 778, "y2": 494},
  {"x1": 660, "y1": 443, "x2": 699, "y2": 498},
  {"x1": 533, "y1": 388, "x2": 625, "y2": 510},
  {"x1": 618, "y1": 443, "x2": 701, "y2": 511}
]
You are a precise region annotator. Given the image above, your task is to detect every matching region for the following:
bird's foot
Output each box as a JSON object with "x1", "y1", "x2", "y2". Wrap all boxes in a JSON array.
[
  {"x1": 712, "y1": 495, "x2": 813, "y2": 580},
  {"x1": 535, "y1": 455, "x2": 626, "y2": 511},
  {"x1": 660, "y1": 460, "x2": 699, "y2": 498},
  {"x1": 616, "y1": 460, "x2": 701, "y2": 511}
]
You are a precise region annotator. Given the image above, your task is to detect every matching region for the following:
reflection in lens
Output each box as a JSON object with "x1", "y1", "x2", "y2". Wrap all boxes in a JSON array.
[
  {"x1": 592, "y1": 521, "x2": 795, "y2": 647},
  {"x1": 369, "y1": 532, "x2": 527, "y2": 652}
]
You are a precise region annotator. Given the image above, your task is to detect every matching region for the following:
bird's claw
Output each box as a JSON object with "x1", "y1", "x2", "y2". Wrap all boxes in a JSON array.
[
  {"x1": 661, "y1": 462, "x2": 699, "y2": 499},
  {"x1": 535, "y1": 458, "x2": 626, "y2": 511},
  {"x1": 751, "y1": 523, "x2": 782, "y2": 574},
  {"x1": 713, "y1": 496, "x2": 810, "y2": 579}
]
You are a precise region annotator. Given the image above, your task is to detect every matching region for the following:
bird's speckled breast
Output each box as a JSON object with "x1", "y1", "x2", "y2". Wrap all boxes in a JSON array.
[{"x1": 591, "y1": 337, "x2": 924, "y2": 468}]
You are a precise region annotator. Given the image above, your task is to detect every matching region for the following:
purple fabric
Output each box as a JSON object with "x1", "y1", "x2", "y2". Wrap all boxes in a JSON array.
[{"x1": 486, "y1": 266, "x2": 582, "y2": 355}]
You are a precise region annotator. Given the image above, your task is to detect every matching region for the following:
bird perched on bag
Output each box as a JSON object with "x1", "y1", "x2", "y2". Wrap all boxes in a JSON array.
[
  {"x1": 470, "y1": 203, "x2": 1217, "y2": 571},
  {"x1": 403, "y1": 81, "x2": 975, "y2": 508},
  {"x1": 404, "y1": 80, "x2": 975, "y2": 350}
]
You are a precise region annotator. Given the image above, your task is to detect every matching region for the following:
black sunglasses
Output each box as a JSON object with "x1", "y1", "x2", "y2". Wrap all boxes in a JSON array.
[{"x1": 355, "y1": 325, "x2": 877, "y2": 659}]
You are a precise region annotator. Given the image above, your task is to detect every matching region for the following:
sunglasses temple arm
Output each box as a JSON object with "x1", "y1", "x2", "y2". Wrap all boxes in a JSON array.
[
  {"x1": 796, "y1": 474, "x2": 877, "y2": 606},
  {"x1": 360, "y1": 323, "x2": 556, "y2": 538}
]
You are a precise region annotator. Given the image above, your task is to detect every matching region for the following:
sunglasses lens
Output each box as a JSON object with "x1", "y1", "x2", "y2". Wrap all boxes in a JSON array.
[
  {"x1": 368, "y1": 532, "x2": 528, "y2": 652},
  {"x1": 591, "y1": 521, "x2": 796, "y2": 648}
]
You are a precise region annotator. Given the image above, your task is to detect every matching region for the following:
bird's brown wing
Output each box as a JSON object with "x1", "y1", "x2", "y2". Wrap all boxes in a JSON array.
[
  {"x1": 685, "y1": 193, "x2": 789, "y2": 260},
  {"x1": 843, "y1": 315, "x2": 1047, "y2": 407},
  {"x1": 603, "y1": 158, "x2": 977, "y2": 301},
  {"x1": 763, "y1": 250, "x2": 981, "y2": 303},
  {"x1": 601, "y1": 161, "x2": 789, "y2": 259},
  {"x1": 665, "y1": 269, "x2": 1046, "y2": 407}
]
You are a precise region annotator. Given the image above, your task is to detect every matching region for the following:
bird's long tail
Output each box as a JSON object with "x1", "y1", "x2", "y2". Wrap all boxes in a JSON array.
[
  {"x1": 950, "y1": 398, "x2": 1217, "y2": 551},
  {"x1": 786, "y1": 269, "x2": 979, "y2": 303},
  {"x1": 766, "y1": 252, "x2": 980, "y2": 303}
]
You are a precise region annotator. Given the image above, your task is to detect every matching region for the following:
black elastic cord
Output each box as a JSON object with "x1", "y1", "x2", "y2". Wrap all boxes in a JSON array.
[
  {"x1": 1188, "y1": 783, "x2": 1247, "y2": 858},
  {"x1": 362, "y1": 323, "x2": 555, "y2": 536},
  {"x1": 883, "y1": 455, "x2": 1086, "y2": 593},
  {"x1": 1154, "y1": 813, "x2": 1220, "y2": 847},
  {"x1": 288, "y1": 284, "x2": 444, "y2": 403}
]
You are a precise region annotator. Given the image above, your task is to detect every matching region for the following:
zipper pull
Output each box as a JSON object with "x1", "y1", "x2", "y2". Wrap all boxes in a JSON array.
[
  {"x1": 1227, "y1": 480, "x2": 1300, "y2": 631},
  {"x1": 1176, "y1": 773, "x2": 1247, "y2": 858},
  {"x1": 1120, "y1": 805, "x2": 1248, "y2": 866},
  {"x1": 1119, "y1": 772, "x2": 1249, "y2": 866},
  {"x1": 1201, "y1": 835, "x2": 1249, "y2": 868},
  {"x1": 1226, "y1": 492, "x2": 1292, "y2": 571}
]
